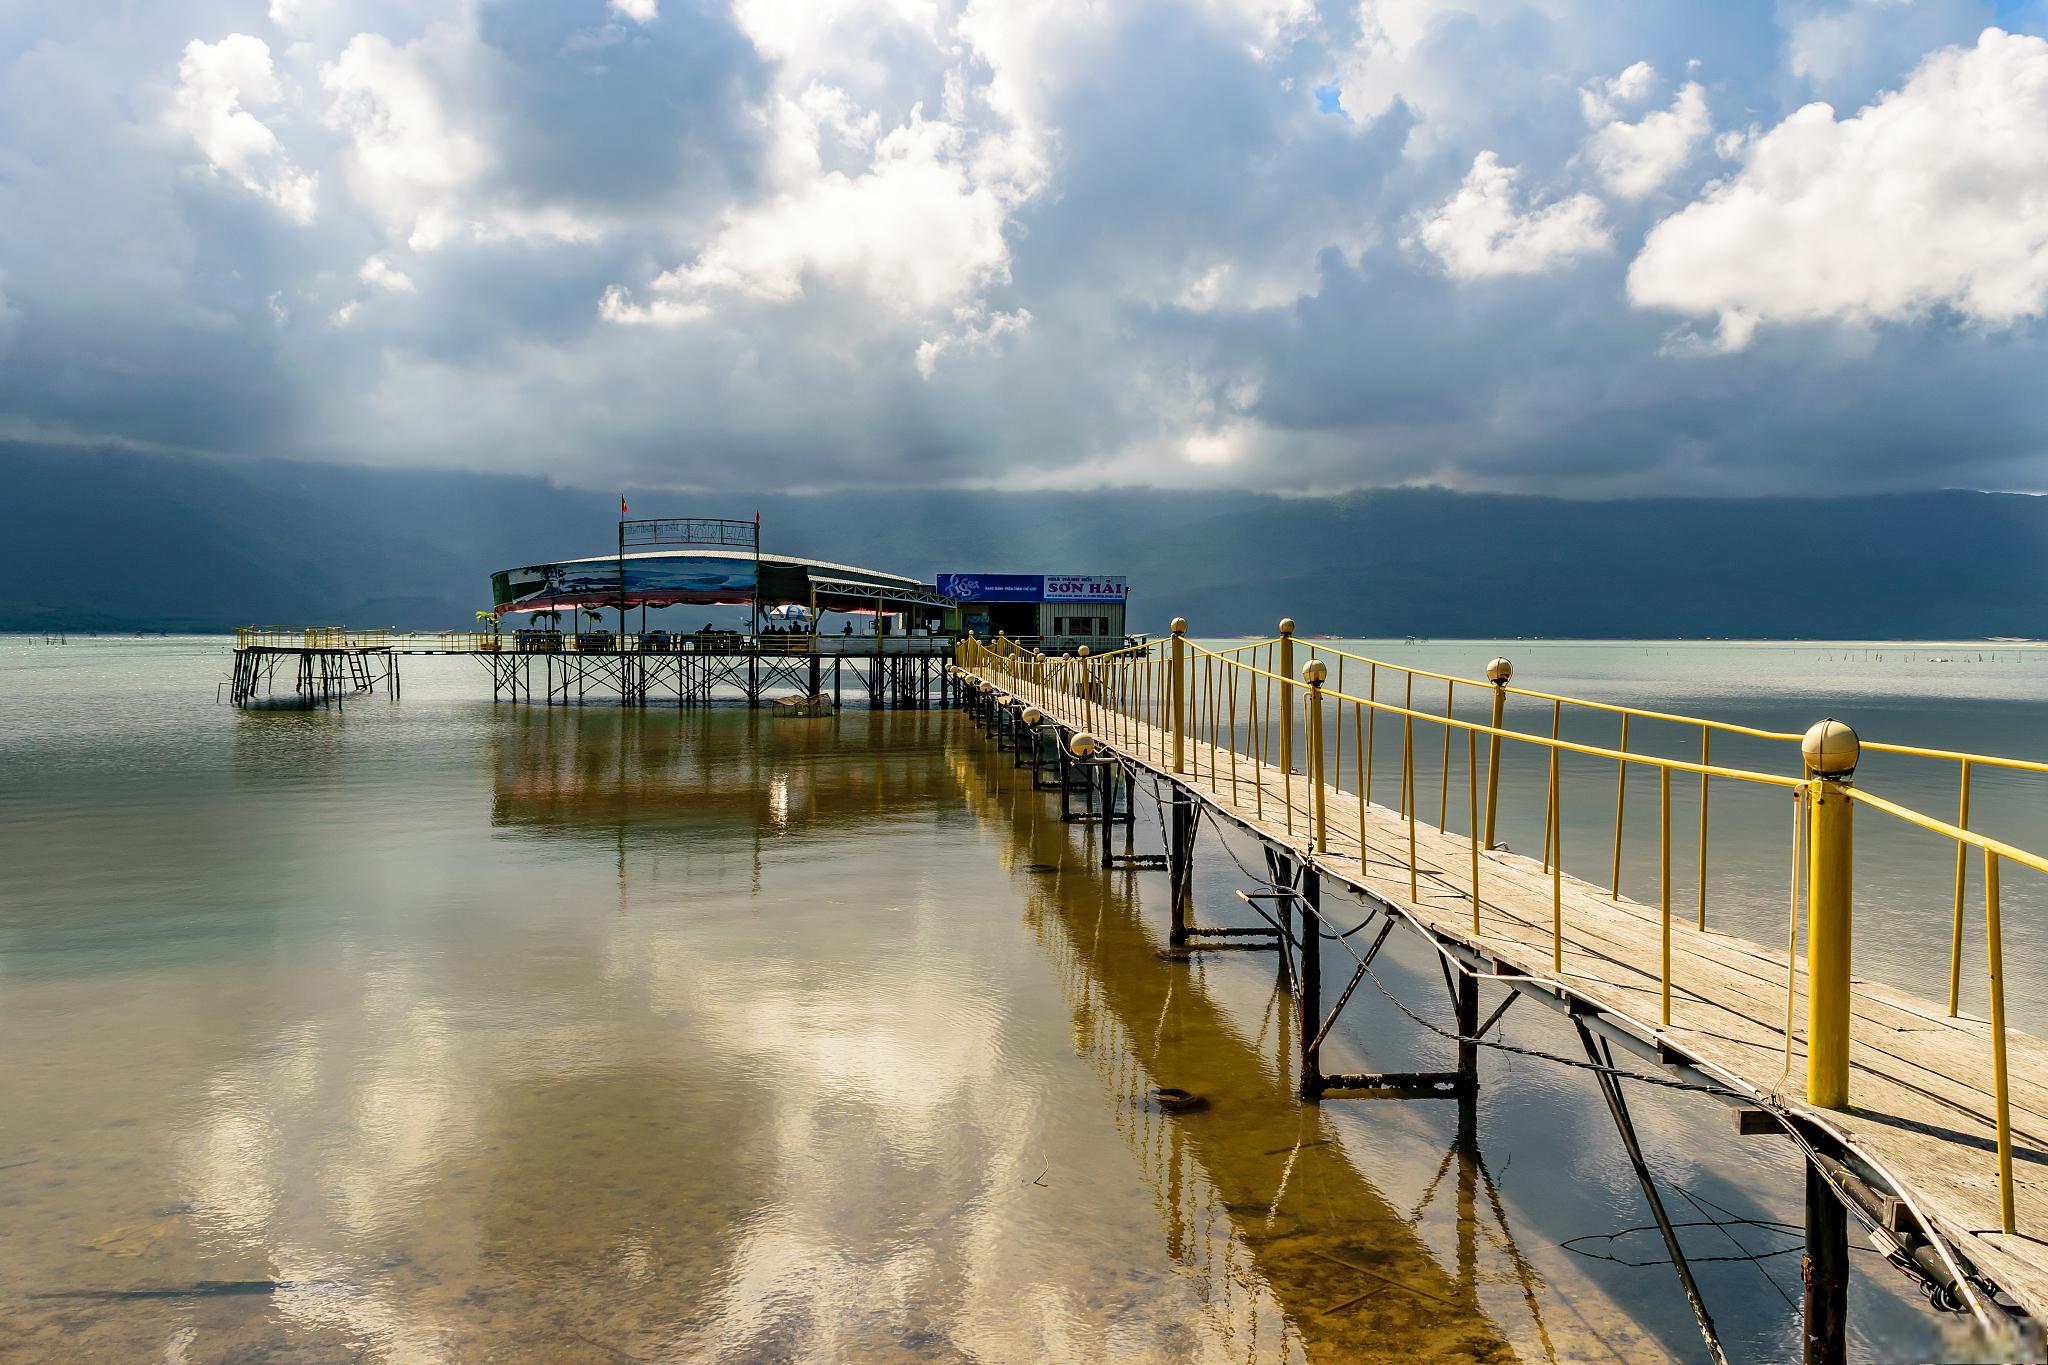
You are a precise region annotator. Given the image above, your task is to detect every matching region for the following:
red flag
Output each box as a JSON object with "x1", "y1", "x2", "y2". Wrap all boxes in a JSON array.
[
  {"x1": 753, "y1": 509, "x2": 760, "y2": 526},
  {"x1": 621, "y1": 494, "x2": 628, "y2": 516}
]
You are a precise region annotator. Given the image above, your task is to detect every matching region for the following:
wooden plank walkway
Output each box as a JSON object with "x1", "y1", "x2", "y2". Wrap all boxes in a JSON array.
[{"x1": 970, "y1": 668, "x2": 2048, "y2": 1333}]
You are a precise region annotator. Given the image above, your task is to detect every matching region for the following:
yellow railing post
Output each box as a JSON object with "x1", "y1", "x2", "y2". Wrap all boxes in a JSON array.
[
  {"x1": 1551, "y1": 720, "x2": 1563, "y2": 973},
  {"x1": 1696, "y1": 726, "x2": 1711, "y2": 929},
  {"x1": 1803, "y1": 718, "x2": 1859, "y2": 1110},
  {"x1": 1438, "y1": 678, "x2": 1453, "y2": 831},
  {"x1": 1542, "y1": 703, "x2": 1560, "y2": 872},
  {"x1": 1985, "y1": 849, "x2": 2016, "y2": 1233},
  {"x1": 1482, "y1": 658, "x2": 1515, "y2": 847},
  {"x1": 1404, "y1": 710, "x2": 1417, "y2": 902},
  {"x1": 1169, "y1": 620, "x2": 1187, "y2": 774},
  {"x1": 1278, "y1": 619, "x2": 1296, "y2": 777},
  {"x1": 1660, "y1": 764, "x2": 1673, "y2": 1026},
  {"x1": 1467, "y1": 728, "x2": 1481, "y2": 934},
  {"x1": 1610, "y1": 714, "x2": 1631, "y2": 899},
  {"x1": 1948, "y1": 759, "x2": 1974, "y2": 1017},
  {"x1": 1303, "y1": 659, "x2": 1328, "y2": 853}
]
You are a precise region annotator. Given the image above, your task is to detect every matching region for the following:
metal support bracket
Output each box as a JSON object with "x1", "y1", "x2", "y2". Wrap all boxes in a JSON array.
[{"x1": 1573, "y1": 1019, "x2": 1729, "y2": 1365}]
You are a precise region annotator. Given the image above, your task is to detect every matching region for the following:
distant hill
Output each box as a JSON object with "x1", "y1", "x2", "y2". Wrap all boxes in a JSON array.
[{"x1": 6, "y1": 440, "x2": 2046, "y2": 639}]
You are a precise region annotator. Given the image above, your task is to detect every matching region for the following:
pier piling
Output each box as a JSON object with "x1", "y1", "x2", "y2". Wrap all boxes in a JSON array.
[
  {"x1": 1804, "y1": 1161, "x2": 1850, "y2": 1365},
  {"x1": 1298, "y1": 867, "x2": 1322, "y2": 1100},
  {"x1": 1167, "y1": 789, "x2": 1195, "y2": 944}
]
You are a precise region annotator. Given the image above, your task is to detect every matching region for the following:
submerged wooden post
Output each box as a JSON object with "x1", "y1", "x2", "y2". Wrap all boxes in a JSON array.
[
  {"x1": 1804, "y1": 1162, "x2": 1849, "y2": 1365},
  {"x1": 1299, "y1": 866, "x2": 1322, "y2": 1099},
  {"x1": 1803, "y1": 718, "x2": 1859, "y2": 1111},
  {"x1": 1169, "y1": 620, "x2": 1187, "y2": 774},
  {"x1": 1168, "y1": 790, "x2": 1194, "y2": 944},
  {"x1": 1482, "y1": 657, "x2": 1511, "y2": 848},
  {"x1": 1456, "y1": 969, "x2": 1478, "y2": 1091},
  {"x1": 1099, "y1": 760, "x2": 1117, "y2": 868}
]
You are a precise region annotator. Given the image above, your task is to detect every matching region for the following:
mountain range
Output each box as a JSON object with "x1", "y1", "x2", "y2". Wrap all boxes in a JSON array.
[{"x1": 8, "y1": 441, "x2": 2045, "y2": 639}]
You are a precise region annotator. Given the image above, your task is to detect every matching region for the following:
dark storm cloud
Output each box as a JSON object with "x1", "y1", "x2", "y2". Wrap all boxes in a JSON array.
[
  {"x1": 473, "y1": 0, "x2": 770, "y2": 214},
  {"x1": 1, "y1": 0, "x2": 2046, "y2": 493}
]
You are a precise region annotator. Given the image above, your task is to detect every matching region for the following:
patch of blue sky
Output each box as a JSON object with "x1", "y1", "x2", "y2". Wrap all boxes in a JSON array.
[{"x1": 1992, "y1": 0, "x2": 2048, "y2": 33}]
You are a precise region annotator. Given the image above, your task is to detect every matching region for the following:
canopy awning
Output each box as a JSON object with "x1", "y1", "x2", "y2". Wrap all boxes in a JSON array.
[
  {"x1": 491, "y1": 548, "x2": 956, "y2": 615},
  {"x1": 809, "y1": 574, "x2": 957, "y2": 611}
]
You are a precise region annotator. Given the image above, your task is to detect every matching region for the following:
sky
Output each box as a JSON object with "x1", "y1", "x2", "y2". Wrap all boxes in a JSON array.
[{"x1": 6, "y1": 0, "x2": 2048, "y2": 496}]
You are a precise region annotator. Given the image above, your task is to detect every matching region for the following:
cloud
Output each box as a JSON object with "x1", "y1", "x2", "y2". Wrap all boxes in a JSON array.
[
  {"x1": 1630, "y1": 28, "x2": 2048, "y2": 350},
  {"x1": 603, "y1": 105, "x2": 1015, "y2": 322},
  {"x1": 13, "y1": 0, "x2": 2048, "y2": 499},
  {"x1": 0, "y1": 279, "x2": 19, "y2": 355},
  {"x1": 600, "y1": 0, "x2": 1058, "y2": 331},
  {"x1": 358, "y1": 255, "x2": 415, "y2": 291},
  {"x1": 165, "y1": 34, "x2": 318, "y2": 221},
  {"x1": 609, "y1": 0, "x2": 659, "y2": 22},
  {"x1": 915, "y1": 306, "x2": 1031, "y2": 378},
  {"x1": 319, "y1": 27, "x2": 606, "y2": 251},
  {"x1": 1581, "y1": 64, "x2": 1710, "y2": 199},
  {"x1": 1418, "y1": 151, "x2": 1612, "y2": 279}
]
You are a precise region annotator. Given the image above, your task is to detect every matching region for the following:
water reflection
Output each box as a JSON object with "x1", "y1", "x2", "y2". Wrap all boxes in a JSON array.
[
  {"x1": 947, "y1": 736, "x2": 1668, "y2": 1363},
  {"x1": 4, "y1": 699, "x2": 1661, "y2": 1361}
]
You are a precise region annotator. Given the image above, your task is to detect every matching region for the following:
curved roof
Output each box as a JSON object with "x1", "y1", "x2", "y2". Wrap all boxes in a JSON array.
[{"x1": 491, "y1": 546, "x2": 952, "y2": 615}]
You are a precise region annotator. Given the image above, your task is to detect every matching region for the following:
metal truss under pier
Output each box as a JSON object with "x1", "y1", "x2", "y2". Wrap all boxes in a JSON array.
[
  {"x1": 471, "y1": 646, "x2": 951, "y2": 708},
  {"x1": 228, "y1": 639, "x2": 954, "y2": 710},
  {"x1": 228, "y1": 645, "x2": 400, "y2": 708}
]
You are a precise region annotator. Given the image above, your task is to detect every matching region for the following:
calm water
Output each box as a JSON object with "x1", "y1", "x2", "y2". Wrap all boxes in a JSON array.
[{"x1": 0, "y1": 636, "x2": 2040, "y2": 1362}]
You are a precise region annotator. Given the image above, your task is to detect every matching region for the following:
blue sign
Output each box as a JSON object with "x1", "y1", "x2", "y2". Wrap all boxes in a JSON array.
[
  {"x1": 1045, "y1": 575, "x2": 1127, "y2": 602},
  {"x1": 937, "y1": 573, "x2": 1045, "y2": 602}
]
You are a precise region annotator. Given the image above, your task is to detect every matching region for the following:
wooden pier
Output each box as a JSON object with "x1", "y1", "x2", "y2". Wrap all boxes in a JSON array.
[{"x1": 958, "y1": 627, "x2": 2048, "y2": 1363}]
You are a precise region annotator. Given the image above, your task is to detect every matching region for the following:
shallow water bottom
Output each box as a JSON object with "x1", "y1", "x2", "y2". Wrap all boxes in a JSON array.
[{"x1": 0, "y1": 659, "x2": 1969, "y2": 1361}]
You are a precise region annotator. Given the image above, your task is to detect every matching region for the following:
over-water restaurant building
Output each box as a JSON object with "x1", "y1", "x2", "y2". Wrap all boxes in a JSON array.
[
  {"x1": 492, "y1": 546, "x2": 955, "y2": 640},
  {"x1": 935, "y1": 573, "x2": 1129, "y2": 652}
]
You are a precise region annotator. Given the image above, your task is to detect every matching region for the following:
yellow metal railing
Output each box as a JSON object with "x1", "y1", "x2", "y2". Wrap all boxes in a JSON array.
[
  {"x1": 235, "y1": 626, "x2": 500, "y2": 651},
  {"x1": 238, "y1": 626, "x2": 394, "y2": 649},
  {"x1": 1204, "y1": 637, "x2": 2041, "y2": 1032},
  {"x1": 958, "y1": 627, "x2": 2042, "y2": 1234}
]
